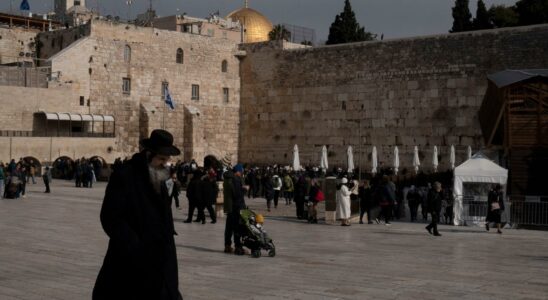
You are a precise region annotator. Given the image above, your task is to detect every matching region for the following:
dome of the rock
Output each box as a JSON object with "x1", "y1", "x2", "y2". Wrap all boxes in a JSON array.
[{"x1": 227, "y1": 7, "x2": 273, "y2": 43}]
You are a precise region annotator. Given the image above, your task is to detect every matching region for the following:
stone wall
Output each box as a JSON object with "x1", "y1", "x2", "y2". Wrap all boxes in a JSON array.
[
  {"x1": 36, "y1": 23, "x2": 91, "y2": 62},
  {"x1": 0, "y1": 27, "x2": 36, "y2": 65},
  {"x1": 40, "y1": 20, "x2": 242, "y2": 162},
  {"x1": 239, "y1": 25, "x2": 548, "y2": 173}
]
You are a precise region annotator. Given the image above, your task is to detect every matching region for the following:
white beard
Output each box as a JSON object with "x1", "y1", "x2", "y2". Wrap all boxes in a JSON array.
[{"x1": 148, "y1": 165, "x2": 170, "y2": 194}]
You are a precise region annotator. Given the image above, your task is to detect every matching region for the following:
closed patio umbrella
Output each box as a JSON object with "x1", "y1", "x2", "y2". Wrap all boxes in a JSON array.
[
  {"x1": 393, "y1": 146, "x2": 400, "y2": 175},
  {"x1": 413, "y1": 146, "x2": 420, "y2": 174},
  {"x1": 320, "y1": 145, "x2": 329, "y2": 171},
  {"x1": 293, "y1": 144, "x2": 301, "y2": 171},
  {"x1": 467, "y1": 146, "x2": 472, "y2": 160},
  {"x1": 433, "y1": 146, "x2": 439, "y2": 173},
  {"x1": 347, "y1": 146, "x2": 355, "y2": 173},
  {"x1": 450, "y1": 145, "x2": 456, "y2": 170},
  {"x1": 371, "y1": 146, "x2": 378, "y2": 174}
]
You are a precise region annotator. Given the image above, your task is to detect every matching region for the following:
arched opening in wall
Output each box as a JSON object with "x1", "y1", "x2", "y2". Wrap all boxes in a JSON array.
[
  {"x1": 204, "y1": 155, "x2": 221, "y2": 170},
  {"x1": 90, "y1": 156, "x2": 110, "y2": 181},
  {"x1": 176, "y1": 48, "x2": 184, "y2": 64},
  {"x1": 221, "y1": 60, "x2": 228, "y2": 72},
  {"x1": 23, "y1": 157, "x2": 42, "y2": 177},
  {"x1": 52, "y1": 156, "x2": 74, "y2": 180},
  {"x1": 124, "y1": 45, "x2": 131, "y2": 63}
]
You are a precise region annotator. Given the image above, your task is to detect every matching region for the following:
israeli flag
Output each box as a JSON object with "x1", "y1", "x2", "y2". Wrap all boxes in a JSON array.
[
  {"x1": 20, "y1": 0, "x2": 30, "y2": 11},
  {"x1": 164, "y1": 86, "x2": 175, "y2": 110}
]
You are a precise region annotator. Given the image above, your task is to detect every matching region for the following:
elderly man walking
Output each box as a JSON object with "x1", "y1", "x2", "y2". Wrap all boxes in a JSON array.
[{"x1": 93, "y1": 129, "x2": 183, "y2": 300}]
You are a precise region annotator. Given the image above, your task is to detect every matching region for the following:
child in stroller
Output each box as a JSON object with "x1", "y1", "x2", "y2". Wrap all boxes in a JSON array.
[{"x1": 239, "y1": 209, "x2": 276, "y2": 258}]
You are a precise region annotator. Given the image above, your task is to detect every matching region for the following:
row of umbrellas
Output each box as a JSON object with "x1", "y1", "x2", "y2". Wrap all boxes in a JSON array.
[{"x1": 293, "y1": 145, "x2": 473, "y2": 174}]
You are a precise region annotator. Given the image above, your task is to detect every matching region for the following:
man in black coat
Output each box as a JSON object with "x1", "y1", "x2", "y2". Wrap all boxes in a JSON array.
[
  {"x1": 223, "y1": 164, "x2": 247, "y2": 255},
  {"x1": 184, "y1": 170, "x2": 202, "y2": 223},
  {"x1": 93, "y1": 130, "x2": 183, "y2": 300},
  {"x1": 425, "y1": 181, "x2": 444, "y2": 237}
]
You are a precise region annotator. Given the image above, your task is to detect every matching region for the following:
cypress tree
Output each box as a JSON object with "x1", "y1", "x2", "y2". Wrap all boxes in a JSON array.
[
  {"x1": 473, "y1": 0, "x2": 493, "y2": 30},
  {"x1": 450, "y1": 0, "x2": 473, "y2": 32},
  {"x1": 326, "y1": 0, "x2": 375, "y2": 45}
]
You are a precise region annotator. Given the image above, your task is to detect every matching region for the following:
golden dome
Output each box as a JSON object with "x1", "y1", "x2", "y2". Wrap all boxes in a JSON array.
[{"x1": 227, "y1": 7, "x2": 273, "y2": 43}]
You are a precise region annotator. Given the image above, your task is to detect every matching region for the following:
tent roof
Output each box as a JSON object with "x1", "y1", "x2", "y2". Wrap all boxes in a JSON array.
[
  {"x1": 487, "y1": 69, "x2": 548, "y2": 88},
  {"x1": 454, "y1": 154, "x2": 508, "y2": 180}
]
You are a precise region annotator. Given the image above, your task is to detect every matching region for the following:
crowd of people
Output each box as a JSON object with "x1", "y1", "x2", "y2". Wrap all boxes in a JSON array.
[
  {"x1": 146, "y1": 160, "x2": 506, "y2": 238},
  {"x1": 0, "y1": 158, "x2": 52, "y2": 198}
]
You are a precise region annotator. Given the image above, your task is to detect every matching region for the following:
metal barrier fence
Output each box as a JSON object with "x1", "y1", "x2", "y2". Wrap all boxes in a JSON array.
[
  {"x1": 460, "y1": 196, "x2": 548, "y2": 226},
  {"x1": 0, "y1": 130, "x2": 115, "y2": 138},
  {"x1": 510, "y1": 201, "x2": 548, "y2": 226}
]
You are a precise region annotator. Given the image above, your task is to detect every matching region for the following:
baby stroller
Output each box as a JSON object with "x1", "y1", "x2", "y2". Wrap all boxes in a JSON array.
[
  {"x1": 4, "y1": 176, "x2": 21, "y2": 199},
  {"x1": 239, "y1": 209, "x2": 276, "y2": 258}
]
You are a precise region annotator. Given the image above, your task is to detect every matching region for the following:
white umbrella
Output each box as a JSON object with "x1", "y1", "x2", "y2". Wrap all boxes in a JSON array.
[
  {"x1": 371, "y1": 146, "x2": 378, "y2": 174},
  {"x1": 433, "y1": 146, "x2": 439, "y2": 172},
  {"x1": 393, "y1": 146, "x2": 400, "y2": 175},
  {"x1": 293, "y1": 144, "x2": 301, "y2": 171},
  {"x1": 347, "y1": 146, "x2": 355, "y2": 173},
  {"x1": 320, "y1": 145, "x2": 329, "y2": 171},
  {"x1": 450, "y1": 145, "x2": 456, "y2": 170},
  {"x1": 413, "y1": 146, "x2": 420, "y2": 174},
  {"x1": 467, "y1": 146, "x2": 472, "y2": 160}
]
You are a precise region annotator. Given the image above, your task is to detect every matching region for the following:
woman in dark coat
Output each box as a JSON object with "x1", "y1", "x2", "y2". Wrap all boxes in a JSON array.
[
  {"x1": 93, "y1": 130, "x2": 182, "y2": 300},
  {"x1": 486, "y1": 184, "x2": 505, "y2": 234},
  {"x1": 198, "y1": 169, "x2": 218, "y2": 224},
  {"x1": 358, "y1": 180, "x2": 373, "y2": 224}
]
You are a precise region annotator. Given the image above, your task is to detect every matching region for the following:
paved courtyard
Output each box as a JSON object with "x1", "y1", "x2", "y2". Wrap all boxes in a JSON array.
[{"x1": 1, "y1": 180, "x2": 548, "y2": 300}]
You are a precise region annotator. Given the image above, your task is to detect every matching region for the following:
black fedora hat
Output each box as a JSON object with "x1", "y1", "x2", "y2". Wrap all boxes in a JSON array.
[{"x1": 140, "y1": 129, "x2": 181, "y2": 156}]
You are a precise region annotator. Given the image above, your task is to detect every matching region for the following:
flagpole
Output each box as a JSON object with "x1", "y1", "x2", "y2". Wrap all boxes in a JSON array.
[
  {"x1": 163, "y1": 102, "x2": 166, "y2": 130},
  {"x1": 162, "y1": 84, "x2": 166, "y2": 130}
]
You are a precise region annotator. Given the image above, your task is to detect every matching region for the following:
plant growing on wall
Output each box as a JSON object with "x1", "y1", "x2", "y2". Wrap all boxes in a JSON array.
[{"x1": 326, "y1": 0, "x2": 375, "y2": 45}]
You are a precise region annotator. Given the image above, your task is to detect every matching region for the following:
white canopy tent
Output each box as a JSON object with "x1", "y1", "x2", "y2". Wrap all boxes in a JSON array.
[{"x1": 453, "y1": 154, "x2": 508, "y2": 226}]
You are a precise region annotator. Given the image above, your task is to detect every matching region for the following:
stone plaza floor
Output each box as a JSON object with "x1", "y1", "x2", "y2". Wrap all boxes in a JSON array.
[{"x1": 1, "y1": 180, "x2": 548, "y2": 300}]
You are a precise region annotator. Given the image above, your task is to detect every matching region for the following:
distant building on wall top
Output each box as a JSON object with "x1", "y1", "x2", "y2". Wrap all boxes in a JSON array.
[
  {"x1": 226, "y1": 1, "x2": 272, "y2": 43},
  {"x1": 54, "y1": 0, "x2": 93, "y2": 26},
  {"x1": 154, "y1": 14, "x2": 242, "y2": 43}
]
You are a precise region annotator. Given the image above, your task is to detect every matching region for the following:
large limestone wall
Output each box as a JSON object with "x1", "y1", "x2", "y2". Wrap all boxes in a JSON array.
[
  {"x1": 0, "y1": 27, "x2": 36, "y2": 64},
  {"x1": 36, "y1": 24, "x2": 91, "y2": 61},
  {"x1": 239, "y1": 25, "x2": 548, "y2": 173}
]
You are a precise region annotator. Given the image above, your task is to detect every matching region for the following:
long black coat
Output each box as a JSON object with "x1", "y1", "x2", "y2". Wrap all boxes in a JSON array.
[
  {"x1": 427, "y1": 189, "x2": 444, "y2": 214},
  {"x1": 93, "y1": 152, "x2": 182, "y2": 300}
]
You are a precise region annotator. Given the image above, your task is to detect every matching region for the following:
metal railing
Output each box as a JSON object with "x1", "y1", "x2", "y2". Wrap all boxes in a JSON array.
[
  {"x1": 460, "y1": 196, "x2": 548, "y2": 227},
  {"x1": 0, "y1": 130, "x2": 115, "y2": 138},
  {"x1": 510, "y1": 200, "x2": 548, "y2": 226}
]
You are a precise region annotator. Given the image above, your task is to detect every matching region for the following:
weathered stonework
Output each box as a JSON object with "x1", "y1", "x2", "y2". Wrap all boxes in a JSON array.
[
  {"x1": 238, "y1": 25, "x2": 548, "y2": 172},
  {"x1": 35, "y1": 20, "x2": 240, "y2": 163},
  {"x1": 0, "y1": 27, "x2": 37, "y2": 64}
]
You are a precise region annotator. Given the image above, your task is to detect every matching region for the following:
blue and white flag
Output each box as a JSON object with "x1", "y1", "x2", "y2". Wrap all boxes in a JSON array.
[
  {"x1": 164, "y1": 86, "x2": 175, "y2": 110},
  {"x1": 20, "y1": 0, "x2": 30, "y2": 11}
]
